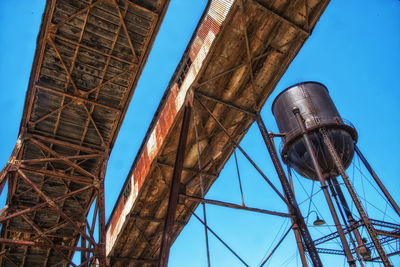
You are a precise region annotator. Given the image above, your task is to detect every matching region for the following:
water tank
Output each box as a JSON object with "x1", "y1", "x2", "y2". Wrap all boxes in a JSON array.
[{"x1": 272, "y1": 82, "x2": 357, "y2": 180}]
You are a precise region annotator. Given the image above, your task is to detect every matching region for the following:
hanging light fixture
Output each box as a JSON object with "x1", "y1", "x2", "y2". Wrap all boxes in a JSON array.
[
  {"x1": 307, "y1": 210, "x2": 326, "y2": 226},
  {"x1": 313, "y1": 215, "x2": 326, "y2": 226}
]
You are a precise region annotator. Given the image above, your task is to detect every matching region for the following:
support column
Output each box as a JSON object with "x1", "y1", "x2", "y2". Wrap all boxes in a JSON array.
[
  {"x1": 257, "y1": 116, "x2": 319, "y2": 267},
  {"x1": 354, "y1": 145, "x2": 400, "y2": 217},
  {"x1": 81, "y1": 226, "x2": 87, "y2": 267},
  {"x1": 331, "y1": 177, "x2": 369, "y2": 261},
  {"x1": 320, "y1": 128, "x2": 390, "y2": 266},
  {"x1": 98, "y1": 180, "x2": 107, "y2": 267},
  {"x1": 292, "y1": 109, "x2": 355, "y2": 266},
  {"x1": 327, "y1": 179, "x2": 366, "y2": 265},
  {"x1": 159, "y1": 101, "x2": 192, "y2": 267},
  {"x1": 96, "y1": 149, "x2": 109, "y2": 267},
  {"x1": 287, "y1": 167, "x2": 308, "y2": 267}
]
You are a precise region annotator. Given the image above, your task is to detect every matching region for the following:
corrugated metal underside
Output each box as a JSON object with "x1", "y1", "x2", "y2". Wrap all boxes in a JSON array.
[
  {"x1": 0, "y1": 0, "x2": 169, "y2": 266},
  {"x1": 107, "y1": 0, "x2": 330, "y2": 265}
]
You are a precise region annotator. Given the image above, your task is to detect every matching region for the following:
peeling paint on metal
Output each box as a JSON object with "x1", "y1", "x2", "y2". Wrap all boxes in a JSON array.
[{"x1": 106, "y1": 0, "x2": 234, "y2": 256}]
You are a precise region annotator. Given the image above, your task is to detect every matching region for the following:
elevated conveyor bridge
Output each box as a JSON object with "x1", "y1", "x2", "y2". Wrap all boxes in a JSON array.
[
  {"x1": 0, "y1": 0, "x2": 170, "y2": 266},
  {"x1": 0, "y1": 0, "x2": 330, "y2": 266},
  {"x1": 106, "y1": 0, "x2": 329, "y2": 265}
]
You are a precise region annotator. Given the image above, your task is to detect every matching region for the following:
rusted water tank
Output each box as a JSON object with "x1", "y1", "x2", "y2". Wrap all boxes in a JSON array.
[{"x1": 272, "y1": 82, "x2": 358, "y2": 180}]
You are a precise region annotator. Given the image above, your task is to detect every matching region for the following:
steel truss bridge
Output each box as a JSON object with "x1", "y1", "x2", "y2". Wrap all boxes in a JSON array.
[{"x1": 3, "y1": 0, "x2": 397, "y2": 266}]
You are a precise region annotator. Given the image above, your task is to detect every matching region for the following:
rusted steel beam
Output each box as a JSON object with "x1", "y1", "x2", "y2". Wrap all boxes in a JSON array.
[
  {"x1": 47, "y1": 37, "x2": 80, "y2": 95},
  {"x1": 78, "y1": 2, "x2": 128, "y2": 157},
  {"x1": 114, "y1": 0, "x2": 139, "y2": 62},
  {"x1": 6, "y1": 206, "x2": 82, "y2": 221},
  {"x1": 157, "y1": 160, "x2": 217, "y2": 177},
  {"x1": 55, "y1": 0, "x2": 103, "y2": 28},
  {"x1": 4, "y1": 255, "x2": 20, "y2": 267},
  {"x1": 252, "y1": 0, "x2": 309, "y2": 36},
  {"x1": 78, "y1": 255, "x2": 96, "y2": 267},
  {"x1": 111, "y1": 256, "x2": 158, "y2": 264},
  {"x1": 98, "y1": 159, "x2": 108, "y2": 267},
  {"x1": 0, "y1": 138, "x2": 23, "y2": 195},
  {"x1": 89, "y1": 198, "x2": 99, "y2": 239},
  {"x1": 63, "y1": 0, "x2": 93, "y2": 94},
  {"x1": 31, "y1": 134, "x2": 103, "y2": 153},
  {"x1": 256, "y1": 116, "x2": 321, "y2": 266},
  {"x1": 329, "y1": 177, "x2": 367, "y2": 256},
  {"x1": 34, "y1": 85, "x2": 121, "y2": 113},
  {"x1": 20, "y1": 154, "x2": 102, "y2": 164},
  {"x1": 82, "y1": 66, "x2": 135, "y2": 98},
  {"x1": 260, "y1": 224, "x2": 293, "y2": 266},
  {"x1": 183, "y1": 159, "x2": 217, "y2": 187},
  {"x1": 0, "y1": 167, "x2": 9, "y2": 197},
  {"x1": 51, "y1": 0, "x2": 94, "y2": 176},
  {"x1": 180, "y1": 194, "x2": 292, "y2": 218},
  {"x1": 369, "y1": 250, "x2": 400, "y2": 262},
  {"x1": 0, "y1": 185, "x2": 92, "y2": 223},
  {"x1": 195, "y1": 47, "x2": 284, "y2": 89},
  {"x1": 370, "y1": 219, "x2": 400, "y2": 230},
  {"x1": 5, "y1": 226, "x2": 71, "y2": 239},
  {"x1": 19, "y1": 165, "x2": 94, "y2": 184},
  {"x1": 320, "y1": 127, "x2": 390, "y2": 266},
  {"x1": 133, "y1": 223, "x2": 154, "y2": 251},
  {"x1": 293, "y1": 111, "x2": 356, "y2": 265},
  {"x1": 0, "y1": 206, "x2": 8, "y2": 216},
  {"x1": 239, "y1": 0, "x2": 257, "y2": 105},
  {"x1": 29, "y1": 222, "x2": 69, "y2": 241},
  {"x1": 21, "y1": 214, "x2": 78, "y2": 267},
  {"x1": 126, "y1": 0, "x2": 158, "y2": 17},
  {"x1": 313, "y1": 224, "x2": 359, "y2": 246},
  {"x1": 184, "y1": 204, "x2": 249, "y2": 267},
  {"x1": 354, "y1": 145, "x2": 400, "y2": 217},
  {"x1": 159, "y1": 102, "x2": 192, "y2": 267},
  {"x1": 130, "y1": 214, "x2": 186, "y2": 226},
  {"x1": 84, "y1": 218, "x2": 96, "y2": 243},
  {"x1": 28, "y1": 138, "x2": 96, "y2": 179},
  {"x1": 30, "y1": 98, "x2": 76, "y2": 126},
  {"x1": 131, "y1": 214, "x2": 165, "y2": 223},
  {"x1": 194, "y1": 90, "x2": 256, "y2": 117},
  {"x1": 82, "y1": 104, "x2": 106, "y2": 147},
  {"x1": 194, "y1": 95, "x2": 289, "y2": 206},
  {"x1": 0, "y1": 238, "x2": 94, "y2": 252},
  {"x1": 22, "y1": 0, "x2": 57, "y2": 129},
  {"x1": 17, "y1": 170, "x2": 97, "y2": 246},
  {"x1": 192, "y1": 103, "x2": 211, "y2": 267},
  {"x1": 0, "y1": 249, "x2": 10, "y2": 257},
  {"x1": 51, "y1": 33, "x2": 134, "y2": 65}
]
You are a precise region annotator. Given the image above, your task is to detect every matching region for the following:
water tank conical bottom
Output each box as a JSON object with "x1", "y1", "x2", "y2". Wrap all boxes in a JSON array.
[
  {"x1": 272, "y1": 82, "x2": 357, "y2": 180},
  {"x1": 286, "y1": 128, "x2": 355, "y2": 180}
]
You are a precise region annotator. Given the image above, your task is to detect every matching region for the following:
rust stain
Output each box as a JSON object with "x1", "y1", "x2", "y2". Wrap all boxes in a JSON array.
[
  {"x1": 189, "y1": 37, "x2": 203, "y2": 62},
  {"x1": 106, "y1": 0, "x2": 232, "y2": 254},
  {"x1": 110, "y1": 196, "x2": 124, "y2": 234},
  {"x1": 198, "y1": 15, "x2": 220, "y2": 41},
  {"x1": 191, "y1": 15, "x2": 220, "y2": 62}
]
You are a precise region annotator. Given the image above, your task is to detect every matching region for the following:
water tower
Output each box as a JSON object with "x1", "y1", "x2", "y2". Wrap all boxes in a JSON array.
[{"x1": 270, "y1": 82, "x2": 400, "y2": 266}]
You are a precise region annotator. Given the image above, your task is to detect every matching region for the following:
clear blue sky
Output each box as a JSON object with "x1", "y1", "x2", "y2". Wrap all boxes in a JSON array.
[{"x1": 0, "y1": 0, "x2": 399, "y2": 266}]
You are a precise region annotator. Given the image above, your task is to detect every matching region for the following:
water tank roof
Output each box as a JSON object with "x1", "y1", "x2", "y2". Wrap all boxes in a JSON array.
[{"x1": 271, "y1": 81, "x2": 328, "y2": 115}]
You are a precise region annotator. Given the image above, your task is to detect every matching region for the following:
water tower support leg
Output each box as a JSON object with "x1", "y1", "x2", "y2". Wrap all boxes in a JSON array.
[
  {"x1": 320, "y1": 128, "x2": 390, "y2": 266},
  {"x1": 331, "y1": 177, "x2": 369, "y2": 261},
  {"x1": 327, "y1": 179, "x2": 366, "y2": 265},
  {"x1": 159, "y1": 102, "x2": 192, "y2": 267},
  {"x1": 257, "y1": 116, "x2": 320, "y2": 267},
  {"x1": 287, "y1": 167, "x2": 308, "y2": 266},
  {"x1": 354, "y1": 145, "x2": 400, "y2": 217},
  {"x1": 292, "y1": 110, "x2": 356, "y2": 266}
]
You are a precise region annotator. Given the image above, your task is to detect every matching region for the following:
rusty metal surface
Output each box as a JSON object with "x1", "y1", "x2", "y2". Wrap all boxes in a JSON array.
[
  {"x1": 272, "y1": 82, "x2": 357, "y2": 180},
  {"x1": 0, "y1": 0, "x2": 170, "y2": 266},
  {"x1": 106, "y1": 0, "x2": 330, "y2": 265}
]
